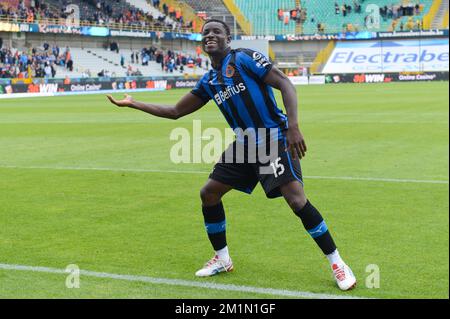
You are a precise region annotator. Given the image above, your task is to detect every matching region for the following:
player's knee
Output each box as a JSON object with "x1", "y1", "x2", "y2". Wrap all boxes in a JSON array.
[
  {"x1": 286, "y1": 196, "x2": 308, "y2": 212},
  {"x1": 200, "y1": 186, "x2": 221, "y2": 206}
]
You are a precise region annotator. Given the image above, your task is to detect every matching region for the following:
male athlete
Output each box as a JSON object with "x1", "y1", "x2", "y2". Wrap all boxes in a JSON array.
[{"x1": 107, "y1": 20, "x2": 356, "y2": 291}]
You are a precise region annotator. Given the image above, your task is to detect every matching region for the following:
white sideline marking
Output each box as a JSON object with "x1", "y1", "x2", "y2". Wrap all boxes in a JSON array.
[
  {"x1": 304, "y1": 175, "x2": 449, "y2": 185},
  {"x1": 0, "y1": 165, "x2": 448, "y2": 185},
  {"x1": 0, "y1": 263, "x2": 365, "y2": 299}
]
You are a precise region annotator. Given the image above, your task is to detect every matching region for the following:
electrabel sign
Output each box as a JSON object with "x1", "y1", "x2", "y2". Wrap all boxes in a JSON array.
[{"x1": 322, "y1": 39, "x2": 449, "y2": 73}]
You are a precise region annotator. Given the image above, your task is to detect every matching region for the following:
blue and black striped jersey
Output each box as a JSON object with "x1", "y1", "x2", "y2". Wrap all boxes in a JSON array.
[{"x1": 191, "y1": 49, "x2": 288, "y2": 143}]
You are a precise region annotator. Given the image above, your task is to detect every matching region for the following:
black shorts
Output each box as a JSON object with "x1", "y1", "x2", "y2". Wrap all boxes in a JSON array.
[{"x1": 209, "y1": 137, "x2": 303, "y2": 198}]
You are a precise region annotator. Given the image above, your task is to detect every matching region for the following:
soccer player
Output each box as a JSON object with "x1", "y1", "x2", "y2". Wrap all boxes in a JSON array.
[{"x1": 107, "y1": 19, "x2": 356, "y2": 291}]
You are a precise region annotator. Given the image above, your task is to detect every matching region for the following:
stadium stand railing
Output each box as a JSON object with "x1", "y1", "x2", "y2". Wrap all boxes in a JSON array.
[
  {"x1": 221, "y1": 0, "x2": 252, "y2": 35},
  {"x1": 430, "y1": 0, "x2": 449, "y2": 28},
  {"x1": 443, "y1": 9, "x2": 449, "y2": 27},
  {"x1": 0, "y1": 0, "x2": 196, "y2": 34},
  {"x1": 124, "y1": 0, "x2": 173, "y2": 22},
  {"x1": 423, "y1": 0, "x2": 442, "y2": 28},
  {"x1": 178, "y1": 0, "x2": 245, "y2": 35}
]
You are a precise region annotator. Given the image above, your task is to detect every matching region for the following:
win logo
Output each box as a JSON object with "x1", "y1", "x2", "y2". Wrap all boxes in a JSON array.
[{"x1": 39, "y1": 84, "x2": 59, "y2": 93}]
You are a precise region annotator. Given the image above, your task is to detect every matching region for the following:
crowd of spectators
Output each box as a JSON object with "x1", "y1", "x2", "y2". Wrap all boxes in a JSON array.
[
  {"x1": 0, "y1": 0, "x2": 59, "y2": 23},
  {"x1": 0, "y1": 0, "x2": 197, "y2": 33},
  {"x1": 378, "y1": 2, "x2": 424, "y2": 20},
  {"x1": 159, "y1": 46, "x2": 208, "y2": 74},
  {"x1": 276, "y1": 0, "x2": 427, "y2": 34},
  {"x1": 122, "y1": 46, "x2": 208, "y2": 76},
  {"x1": 335, "y1": 1, "x2": 363, "y2": 17},
  {"x1": 0, "y1": 43, "x2": 73, "y2": 79},
  {"x1": 277, "y1": 6, "x2": 308, "y2": 25}
]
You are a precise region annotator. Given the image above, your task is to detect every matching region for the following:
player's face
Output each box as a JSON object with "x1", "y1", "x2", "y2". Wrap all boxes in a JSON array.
[{"x1": 201, "y1": 22, "x2": 231, "y2": 55}]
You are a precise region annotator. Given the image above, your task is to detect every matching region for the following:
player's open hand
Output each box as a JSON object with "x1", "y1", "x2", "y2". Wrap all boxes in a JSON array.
[
  {"x1": 107, "y1": 94, "x2": 134, "y2": 107},
  {"x1": 286, "y1": 126, "x2": 307, "y2": 160}
]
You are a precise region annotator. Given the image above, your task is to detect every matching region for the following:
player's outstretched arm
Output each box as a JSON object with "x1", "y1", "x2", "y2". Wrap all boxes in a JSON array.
[
  {"x1": 264, "y1": 67, "x2": 307, "y2": 159},
  {"x1": 106, "y1": 92, "x2": 206, "y2": 120}
]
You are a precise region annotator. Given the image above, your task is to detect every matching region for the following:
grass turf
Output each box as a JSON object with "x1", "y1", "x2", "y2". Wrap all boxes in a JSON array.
[{"x1": 0, "y1": 81, "x2": 448, "y2": 298}]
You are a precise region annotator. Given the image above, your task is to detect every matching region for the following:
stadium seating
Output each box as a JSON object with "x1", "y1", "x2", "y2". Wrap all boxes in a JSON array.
[
  {"x1": 232, "y1": 0, "x2": 434, "y2": 35},
  {"x1": 234, "y1": 0, "x2": 297, "y2": 35},
  {"x1": 0, "y1": 45, "x2": 208, "y2": 79},
  {"x1": 301, "y1": 0, "x2": 433, "y2": 34},
  {"x1": 182, "y1": 0, "x2": 241, "y2": 34},
  {"x1": 0, "y1": 0, "x2": 183, "y2": 31},
  {"x1": 61, "y1": 47, "x2": 208, "y2": 78},
  {"x1": 125, "y1": 0, "x2": 175, "y2": 23}
]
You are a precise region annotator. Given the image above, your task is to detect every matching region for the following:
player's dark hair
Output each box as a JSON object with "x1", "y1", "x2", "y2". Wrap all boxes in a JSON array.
[{"x1": 201, "y1": 19, "x2": 231, "y2": 36}]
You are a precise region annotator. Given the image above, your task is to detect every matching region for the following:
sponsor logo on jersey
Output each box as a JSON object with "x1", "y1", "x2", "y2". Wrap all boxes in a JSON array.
[
  {"x1": 252, "y1": 52, "x2": 271, "y2": 68},
  {"x1": 214, "y1": 82, "x2": 246, "y2": 105}
]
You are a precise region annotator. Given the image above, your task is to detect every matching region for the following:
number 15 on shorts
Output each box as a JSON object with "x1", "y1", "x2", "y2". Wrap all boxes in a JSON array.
[{"x1": 270, "y1": 157, "x2": 285, "y2": 178}]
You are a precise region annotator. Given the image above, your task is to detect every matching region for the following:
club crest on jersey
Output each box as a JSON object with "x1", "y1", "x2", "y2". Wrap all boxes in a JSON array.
[{"x1": 225, "y1": 64, "x2": 235, "y2": 77}]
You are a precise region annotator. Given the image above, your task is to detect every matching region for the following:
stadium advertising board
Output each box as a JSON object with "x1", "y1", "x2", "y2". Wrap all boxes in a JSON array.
[
  {"x1": 2, "y1": 72, "x2": 447, "y2": 98},
  {"x1": 378, "y1": 29, "x2": 448, "y2": 38},
  {"x1": 0, "y1": 77, "x2": 199, "y2": 97},
  {"x1": 0, "y1": 21, "x2": 33, "y2": 32},
  {"x1": 309, "y1": 75, "x2": 327, "y2": 85},
  {"x1": 325, "y1": 71, "x2": 449, "y2": 84},
  {"x1": 288, "y1": 76, "x2": 309, "y2": 85},
  {"x1": 323, "y1": 39, "x2": 449, "y2": 74}
]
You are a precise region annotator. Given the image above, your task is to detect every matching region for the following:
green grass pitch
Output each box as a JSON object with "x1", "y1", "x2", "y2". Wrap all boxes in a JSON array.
[{"x1": 0, "y1": 82, "x2": 448, "y2": 299}]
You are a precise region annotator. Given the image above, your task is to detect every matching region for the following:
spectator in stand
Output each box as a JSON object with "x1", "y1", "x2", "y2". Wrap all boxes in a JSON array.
[
  {"x1": 283, "y1": 12, "x2": 290, "y2": 25},
  {"x1": 168, "y1": 58, "x2": 174, "y2": 73},
  {"x1": 44, "y1": 62, "x2": 51, "y2": 79},
  {"x1": 317, "y1": 22, "x2": 325, "y2": 33},
  {"x1": 342, "y1": 5, "x2": 347, "y2": 17},
  {"x1": 278, "y1": 8, "x2": 283, "y2": 21},
  {"x1": 290, "y1": 9, "x2": 298, "y2": 22},
  {"x1": 52, "y1": 45, "x2": 59, "y2": 59},
  {"x1": 354, "y1": 0, "x2": 361, "y2": 14},
  {"x1": 0, "y1": 0, "x2": 194, "y2": 34},
  {"x1": 0, "y1": 45, "x2": 75, "y2": 79},
  {"x1": 346, "y1": 4, "x2": 352, "y2": 14},
  {"x1": 406, "y1": 17, "x2": 414, "y2": 30},
  {"x1": 415, "y1": 19, "x2": 422, "y2": 31}
]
